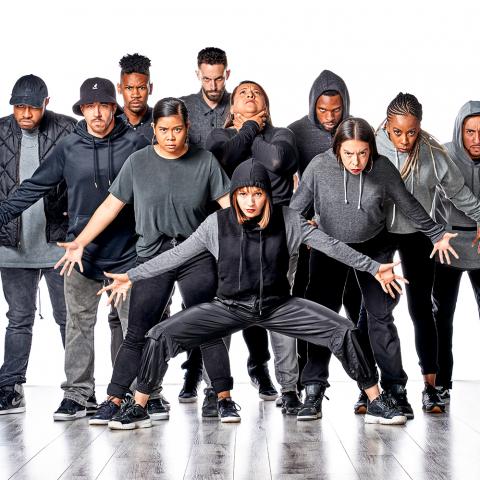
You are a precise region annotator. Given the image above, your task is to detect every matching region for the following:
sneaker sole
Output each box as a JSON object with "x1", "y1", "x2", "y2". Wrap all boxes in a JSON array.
[
  {"x1": 220, "y1": 416, "x2": 241, "y2": 423},
  {"x1": 86, "y1": 408, "x2": 98, "y2": 415},
  {"x1": 149, "y1": 412, "x2": 170, "y2": 421},
  {"x1": 178, "y1": 397, "x2": 198, "y2": 403},
  {"x1": 53, "y1": 410, "x2": 87, "y2": 421},
  {"x1": 259, "y1": 393, "x2": 278, "y2": 401},
  {"x1": 0, "y1": 406, "x2": 26, "y2": 415},
  {"x1": 108, "y1": 419, "x2": 152, "y2": 430},
  {"x1": 275, "y1": 397, "x2": 283, "y2": 407},
  {"x1": 423, "y1": 405, "x2": 445, "y2": 414},
  {"x1": 282, "y1": 408, "x2": 301, "y2": 416},
  {"x1": 364, "y1": 414, "x2": 407, "y2": 425},
  {"x1": 354, "y1": 405, "x2": 367, "y2": 415},
  {"x1": 202, "y1": 411, "x2": 219, "y2": 418},
  {"x1": 297, "y1": 412, "x2": 322, "y2": 421},
  {"x1": 89, "y1": 418, "x2": 110, "y2": 425}
]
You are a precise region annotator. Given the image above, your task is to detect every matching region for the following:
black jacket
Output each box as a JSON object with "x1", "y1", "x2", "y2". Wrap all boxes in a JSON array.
[
  {"x1": 0, "y1": 119, "x2": 149, "y2": 279},
  {"x1": 0, "y1": 110, "x2": 77, "y2": 247},
  {"x1": 206, "y1": 122, "x2": 298, "y2": 206}
]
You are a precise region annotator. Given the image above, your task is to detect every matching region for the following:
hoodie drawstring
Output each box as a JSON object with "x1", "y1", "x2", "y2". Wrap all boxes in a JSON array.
[
  {"x1": 238, "y1": 228, "x2": 244, "y2": 292},
  {"x1": 343, "y1": 167, "x2": 363, "y2": 210},
  {"x1": 92, "y1": 138, "x2": 99, "y2": 189},
  {"x1": 107, "y1": 137, "x2": 113, "y2": 186},
  {"x1": 259, "y1": 230, "x2": 264, "y2": 315}
]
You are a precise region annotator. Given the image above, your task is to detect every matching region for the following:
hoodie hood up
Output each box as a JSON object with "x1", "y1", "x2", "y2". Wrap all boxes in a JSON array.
[{"x1": 307, "y1": 69, "x2": 350, "y2": 128}]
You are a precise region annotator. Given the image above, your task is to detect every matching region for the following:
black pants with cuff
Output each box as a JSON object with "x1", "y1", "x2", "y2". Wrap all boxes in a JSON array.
[
  {"x1": 136, "y1": 297, "x2": 379, "y2": 396},
  {"x1": 107, "y1": 243, "x2": 217, "y2": 399}
]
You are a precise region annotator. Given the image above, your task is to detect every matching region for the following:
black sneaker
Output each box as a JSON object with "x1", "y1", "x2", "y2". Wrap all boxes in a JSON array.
[
  {"x1": 159, "y1": 393, "x2": 171, "y2": 411},
  {"x1": 108, "y1": 403, "x2": 152, "y2": 430},
  {"x1": 354, "y1": 390, "x2": 368, "y2": 415},
  {"x1": 147, "y1": 397, "x2": 169, "y2": 420},
  {"x1": 53, "y1": 398, "x2": 86, "y2": 421},
  {"x1": 178, "y1": 372, "x2": 201, "y2": 403},
  {"x1": 89, "y1": 399, "x2": 120, "y2": 425},
  {"x1": 250, "y1": 374, "x2": 278, "y2": 401},
  {"x1": 86, "y1": 394, "x2": 98, "y2": 414},
  {"x1": 422, "y1": 384, "x2": 446, "y2": 413},
  {"x1": 297, "y1": 384, "x2": 326, "y2": 421},
  {"x1": 0, "y1": 384, "x2": 26, "y2": 415},
  {"x1": 365, "y1": 392, "x2": 407, "y2": 425},
  {"x1": 202, "y1": 388, "x2": 218, "y2": 418},
  {"x1": 387, "y1": 384, "x2": 414, "y2": 419},
  {"x1": 280, "y1": 391, "x2": 303, "y2": 416},
  {"x1": 436, "y1": 386, "x2": 450, "y2": 403},
  {"x1": 217, "y1": 398, "x2": 241, "y2": 423}
]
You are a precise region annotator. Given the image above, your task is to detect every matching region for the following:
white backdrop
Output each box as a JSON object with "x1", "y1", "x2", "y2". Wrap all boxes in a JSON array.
[{"x1": 0, "y1": 0, "x2": 479, "y2": 389}]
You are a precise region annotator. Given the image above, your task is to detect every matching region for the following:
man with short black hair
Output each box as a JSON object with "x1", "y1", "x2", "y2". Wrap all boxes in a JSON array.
[
  {"x1": 0, "y1": 75, "x2": 76, "y2": 415},
  {"x1": 117, "y1": 53, "x2": 154, "y2": 141},
  {"x1": 0, "y1": 77, "x2": 149, "y2": 420},
  {"x1": 181, "y1": 47, "x2": 231, "y2": 148}
]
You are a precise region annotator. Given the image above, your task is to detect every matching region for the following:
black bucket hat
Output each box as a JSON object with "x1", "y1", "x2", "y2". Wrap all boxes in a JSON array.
[{"x1": 72, "y1": 77, "x2": 123, "y2": 116}]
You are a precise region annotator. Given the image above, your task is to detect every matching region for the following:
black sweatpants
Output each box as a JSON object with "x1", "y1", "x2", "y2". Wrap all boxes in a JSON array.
[
  {"x1": 136, "y1": 297, "x2": 379, "y2": 396},
  {"x1": 301, "y1": 230, "x2": 407, "y2": 390},
  {"x1": 432, "y1": 263, "x2": 480, "y2": 389},
  {"x1": 107, "y1": 244, "x2": 217, "y2": 398}
]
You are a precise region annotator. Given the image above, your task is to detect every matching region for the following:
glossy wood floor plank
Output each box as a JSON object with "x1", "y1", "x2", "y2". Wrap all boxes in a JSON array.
[{"x1": 1, "y1": 382, "x2": 480, "y2": 480}]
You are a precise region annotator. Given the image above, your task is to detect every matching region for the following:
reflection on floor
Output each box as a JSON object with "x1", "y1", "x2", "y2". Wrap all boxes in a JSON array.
[{"x1": 0, "y1": 381, "x2": 479, "y2": 480}]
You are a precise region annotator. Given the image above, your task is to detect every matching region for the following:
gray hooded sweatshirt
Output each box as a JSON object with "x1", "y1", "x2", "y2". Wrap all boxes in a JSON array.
[
  {"x1": 433, "y1": 101, "x2": 480, "y2": 270},
  {"x1": 376, "y1": 126, "x2": 480, "y2": 238},
  {"x1": 288, "y1": 70, "x2": 350, "y2": 177},
  {"x1": 290, "y1": 149, "x2": 445, "y2": 245}
]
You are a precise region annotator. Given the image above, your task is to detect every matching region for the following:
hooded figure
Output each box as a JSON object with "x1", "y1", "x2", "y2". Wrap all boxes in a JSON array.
[
  {"x1": 433, "y1": 101, "x2": 480, "y2": 270},
  {"x1": 288, "y1": 70, "x2": 350, "y2": 176}
]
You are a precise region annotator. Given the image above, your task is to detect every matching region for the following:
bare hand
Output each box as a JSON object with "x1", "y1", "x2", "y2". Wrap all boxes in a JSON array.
[
  {"x1": 249, "y1": 110, "x2": 267, "y2": 130},
  {"x1": 430, "y1": 232, "x2": 459, "y2": 264},
  {"x1": 473, "y1": 226, "x2": 480, "y2": 254},
  {"x1": 374, "y1": 261, "x2": 409, "y2": 299},
  {"x1": 97, "y1": 272, "x2": 132, "y2": 307},
  {"x1": 55, "y1": 241, "x2": 84, "y2": 276}
]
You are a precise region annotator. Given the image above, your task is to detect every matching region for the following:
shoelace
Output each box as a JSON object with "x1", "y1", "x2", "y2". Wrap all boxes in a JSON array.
[{"x1": 219, "y1": 399, "x2": 242, "y2": 412}]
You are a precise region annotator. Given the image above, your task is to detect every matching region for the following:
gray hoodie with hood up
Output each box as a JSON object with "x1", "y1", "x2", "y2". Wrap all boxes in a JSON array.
[
  {"x1": 288, "y1": 70, "x2": 350, "y2": 177},
  {"x1": 433, "y1": 101, "x2": 480, "y2": 270},
  {"x1": 376, "y1": 126, "x2": 480, "y2": 239}
]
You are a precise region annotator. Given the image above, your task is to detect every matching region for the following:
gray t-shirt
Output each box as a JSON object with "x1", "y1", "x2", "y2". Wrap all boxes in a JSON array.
[
  {"x1": 0, "y1": 129, "x2": 64, "y2": 268},
  {"x1": 109, "y1": 145, "x2": 230, "y2": 257}
]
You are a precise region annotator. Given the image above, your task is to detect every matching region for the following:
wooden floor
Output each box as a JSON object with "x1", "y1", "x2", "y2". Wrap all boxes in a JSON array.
[{"x1": 1, "y1": 381, "x2": 479, "y2": 480}]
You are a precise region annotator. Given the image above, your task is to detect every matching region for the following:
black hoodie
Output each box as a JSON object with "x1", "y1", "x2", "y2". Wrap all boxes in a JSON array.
[
  {"x1": 0, "y1": 118, "x2": 149, "y2": 279},
  {"x1": 288, "y1": 70, "x2": 350, "y2": 177},
  {"x1": 216, "y1": 159, "x2": 291, "y2": 310}
]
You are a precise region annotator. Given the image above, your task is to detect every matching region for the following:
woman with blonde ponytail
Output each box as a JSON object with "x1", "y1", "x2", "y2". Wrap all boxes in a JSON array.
[{"x1": 375, "y1": 92, "x2": 480, "y2": 415}]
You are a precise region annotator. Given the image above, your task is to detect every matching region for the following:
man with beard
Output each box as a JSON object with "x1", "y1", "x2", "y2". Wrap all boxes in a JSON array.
[
  {"x1": 181, "y1": 47, "x2": 231, "y2": 148},
  {"x1": 0, "y1": 78, "x2": 149, "y2": 420},
  {"x1": 287, "y1": 70, "x2": 363, "y2": 420},
  {"x1": 0, "y1": 75, "x2": 76, "y2": 415},
  {"x1": 117, "y1": 53, "x2": 154, "y2": 142}
]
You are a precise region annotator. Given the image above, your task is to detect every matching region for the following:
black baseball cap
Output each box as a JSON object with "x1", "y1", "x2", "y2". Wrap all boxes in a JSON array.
[
  {"x1": 9, "y1": 74, "x2": 48, "y2": 108},
  {"x1": 72, "y1": 77, "x2": 123, "y2": 116}
]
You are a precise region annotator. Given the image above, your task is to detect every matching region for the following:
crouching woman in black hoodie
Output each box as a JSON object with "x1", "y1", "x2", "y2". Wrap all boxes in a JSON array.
[{"x1": 100, "y1": 159, "x2": 409, "y2": 429}]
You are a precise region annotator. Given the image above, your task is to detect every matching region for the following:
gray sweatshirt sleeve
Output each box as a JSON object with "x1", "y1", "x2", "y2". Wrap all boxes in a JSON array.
[
  {"x1": 383, "y1": 161, "x2": 445, "y2": 243},
  {"x1": 283, "y1": 207, "x2": 381, "y2": 276},
  {"x1": 432, "y1": 146, "x2": 480, "y2": 224},
  {"x1": 127, "y1": 214, "x2": 219, "y2": 283},
  {"x1": 289, "y1": 160, "x2": 315, "y2": 216}
]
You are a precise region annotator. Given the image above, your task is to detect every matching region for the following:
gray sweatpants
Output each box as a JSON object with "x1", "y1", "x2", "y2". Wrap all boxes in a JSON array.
[{"x1": 62, "y1": 268, "x2": 130, "y2": 406}]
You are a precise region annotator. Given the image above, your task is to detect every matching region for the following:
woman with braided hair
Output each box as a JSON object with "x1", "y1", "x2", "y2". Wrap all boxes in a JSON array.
[{"x1": 374, "y1": 92, "x2": 480, "y2": 415}]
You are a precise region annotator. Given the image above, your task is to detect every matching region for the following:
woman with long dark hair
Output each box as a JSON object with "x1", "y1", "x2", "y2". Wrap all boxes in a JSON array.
[
  {"x1": 290, "y1": 117, "x2": 458, "y2": 421},
  {"x1": 99, "y1": 159, "x2": 409, "y2": 429},
  {"x1": 55, "y1": 97, "x2": 230, "y2": 424}
]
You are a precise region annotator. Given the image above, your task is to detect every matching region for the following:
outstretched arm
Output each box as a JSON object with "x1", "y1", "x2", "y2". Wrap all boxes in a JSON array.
[{"x1": 55, "y1": 194, "x2": 126, "y2": 275}]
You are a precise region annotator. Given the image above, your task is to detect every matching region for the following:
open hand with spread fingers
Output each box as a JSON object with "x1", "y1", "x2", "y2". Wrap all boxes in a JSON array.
[
  {"x1": 97, "y1": 272, "x2": 132, "y2": 307},
  {"x1": 429, "y1": 232, "x2": 459, "y2": 264},
  {"x1": 374, "y1": 261, "x2": 409, "y2": 299},
  {"x1": 55, "y1": 241, "x2": 84, "y2": 276}
]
